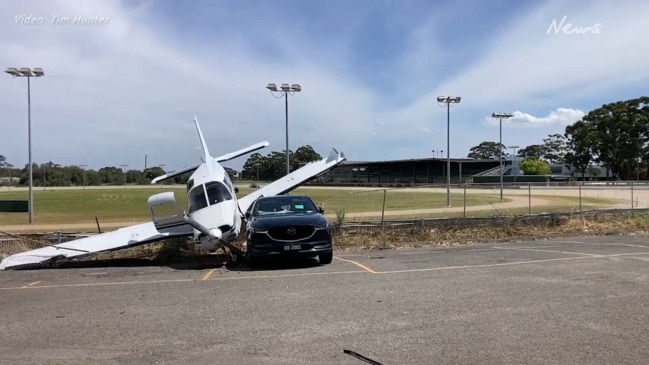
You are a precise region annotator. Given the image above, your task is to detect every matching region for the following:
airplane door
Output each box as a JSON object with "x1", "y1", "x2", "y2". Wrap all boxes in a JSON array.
[{"x1": 147, "y1": 192, "x2": 195, "y2": 235}]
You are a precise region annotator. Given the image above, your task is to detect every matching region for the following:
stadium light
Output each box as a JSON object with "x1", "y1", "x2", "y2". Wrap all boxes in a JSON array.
[
  {"x1": 5, "y1": 67, "x2": 45, "y2": 223},
  {"x1": 437, "y1": 96, "x2": 461, "y2": 207},
  {"x1": 492, "y1": 112, "x2": 514, "y2": 200},
  {"x1": 266, "y1": 82, "x2": 302, "y2": 176}
]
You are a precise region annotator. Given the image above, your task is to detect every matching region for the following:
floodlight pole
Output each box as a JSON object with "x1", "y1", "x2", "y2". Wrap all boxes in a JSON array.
[
  {"x1": 120, "y1": 164, "x2": 129, "y2": 188},
  {"x1": 508, "y1": 145, "x2": 519, "y2": 185},
  {"x1": 266, "y1": 83, "x2": 301, "y2": 176},
  {"x1": 5, "y1": 67, "x2": 44, "y2": 224},
  {"x1": 79, "y1": 164, "x2": 88, "y2": 189},
  {"x1": 492, "y1": 113, "x2": 514, "y2": 201},
  {"x1": 437, "y1": 96, "x2": 461, "y2": 207}
]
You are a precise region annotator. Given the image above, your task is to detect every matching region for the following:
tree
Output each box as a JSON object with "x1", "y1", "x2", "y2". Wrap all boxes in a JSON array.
[
  {"x1": 144, "y1": 166, "x2": 166, "y2": 181},
  {"x1": 0, "y1": 154, "x2": 6, "y2": 168},
  {"x1": 467, "y1": 141, "x2": 507, "y2": 159},
  {"x1": 242, "y1": 145, "x2": 325, "y2": 181},
  {"x1": 517, "y1": 144, "x2": 547, "y2": 160},
  {"x1": 542, "y1": 133, "x2": 569, "y2": 164},
  {"x1": 586, "y1": 165, "x2": 601, "y2": 180},
  {"x1": 242, "y1": 152, "x2": 264, "y2": 180},
  {"x1": 564, "y1": 120, "x2": 594, "y2": 178},
  {"x1": 520, "y1": 157, "x2": 551, "y2": 175},
  {"x1": 292, "y1": 145, "x2": 322, "y2": 169},
  {"x1": 577, "y1": 97, "x2": 649, "y2": 179}
]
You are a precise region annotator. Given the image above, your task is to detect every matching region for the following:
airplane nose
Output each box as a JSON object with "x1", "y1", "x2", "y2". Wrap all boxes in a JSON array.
[{"x1": 209, "y1": 228, "x2": 223, "y2": 239}]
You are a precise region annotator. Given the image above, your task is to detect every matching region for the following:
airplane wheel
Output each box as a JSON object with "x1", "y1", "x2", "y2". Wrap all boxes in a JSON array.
[{"x1": 226, "y1": 252, "x2": 241, "y2": 267}]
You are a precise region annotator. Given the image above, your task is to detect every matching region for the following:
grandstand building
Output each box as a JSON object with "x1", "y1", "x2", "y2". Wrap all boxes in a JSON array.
[
  {"x1": 318, "y1": 158, "x2": 500, "y2": 186},
  {"x1": 318, "y1": 157, "x2": 609, "y2": 186}
]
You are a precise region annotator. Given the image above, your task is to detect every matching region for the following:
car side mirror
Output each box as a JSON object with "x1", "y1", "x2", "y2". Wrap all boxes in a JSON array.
[
  {"x1": 318, "y1": 207, "x2": 324, "y2": 214},
  {"x1": 245, "y1": 212, "x2": 251, "y2": 219},
  {"x1": 235, "y1": 187, "x2": 239, "y2": 194}
]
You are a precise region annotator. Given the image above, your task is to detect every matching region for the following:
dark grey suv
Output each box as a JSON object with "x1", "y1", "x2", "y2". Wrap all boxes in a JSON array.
[{"x1": 244, "y1": 195, "x2": 333, "y2": 266}]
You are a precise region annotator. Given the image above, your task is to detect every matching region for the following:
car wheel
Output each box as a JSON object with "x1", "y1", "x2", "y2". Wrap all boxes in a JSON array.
[
  {"x1": 248, "y1": 256, "x2": 261, "y2": 268},
  {"x1": 319, "y1": 252, "x2": 333, "y2": 265}
]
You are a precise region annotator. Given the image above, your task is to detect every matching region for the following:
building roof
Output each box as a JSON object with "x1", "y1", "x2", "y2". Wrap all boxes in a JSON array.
[{"x1": 340, "y1": 157, "x2": 501, "y2": 165}]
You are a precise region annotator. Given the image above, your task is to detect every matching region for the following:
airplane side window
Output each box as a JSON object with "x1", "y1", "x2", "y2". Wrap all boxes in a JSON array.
[
  {"x1": 188, "y1": 185, "x2": 208, "y2": 213},
  {"x1": 223, "y1": 175, "x2": 233, "y2": 191},
  {"x1": 205, "y1": 181, "x2": 233, "y2": 205}
]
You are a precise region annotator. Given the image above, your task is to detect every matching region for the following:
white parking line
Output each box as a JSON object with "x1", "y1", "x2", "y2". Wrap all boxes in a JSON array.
[{"x1": 492, "y1": 246, "x2": 603, "y2": 257}]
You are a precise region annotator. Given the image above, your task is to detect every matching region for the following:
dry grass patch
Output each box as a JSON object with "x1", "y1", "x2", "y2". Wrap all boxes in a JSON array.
[{"x1": 333, "y1": 211, "x2": 649, "y2": 250}]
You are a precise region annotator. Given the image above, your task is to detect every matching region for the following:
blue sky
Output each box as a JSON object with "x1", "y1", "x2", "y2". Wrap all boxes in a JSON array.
[{"x1": 1, "y1": 0, "x2": 648, "y2": 171}]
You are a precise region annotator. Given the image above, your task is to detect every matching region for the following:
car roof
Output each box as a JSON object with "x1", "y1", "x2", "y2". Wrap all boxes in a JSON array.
[{"x1": 258, "y1": 194, "x2": 310, "y2": 200}]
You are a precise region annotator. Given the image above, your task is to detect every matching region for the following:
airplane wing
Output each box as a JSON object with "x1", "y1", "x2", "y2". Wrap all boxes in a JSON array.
[
  {"x1": 237, "y1": 147, "x2": 346, "y2": 215},
  {"x1": 214, "y1": 141, "x2": 270, "y2": 163},
  {"x1": 151, "y1": 163, "x2": 201, "y2": 184},
  {"x1": 0, "y1": 222, "x2": 193, "y2": 270}
]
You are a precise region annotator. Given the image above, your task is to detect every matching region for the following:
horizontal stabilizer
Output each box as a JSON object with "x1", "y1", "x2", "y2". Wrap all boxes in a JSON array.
[
  {"x1": 214, "y1": 141, "x2": 270, "y2": 163},
  {"x1": 237, "y1": 148, "x2": 346, "y2": 214},
  {"x1": 151, "y1": 163, "x2": 201, "y2": 184},
  {"x1": 0, "y1": 222, "x2": 192, "y2": 270}
]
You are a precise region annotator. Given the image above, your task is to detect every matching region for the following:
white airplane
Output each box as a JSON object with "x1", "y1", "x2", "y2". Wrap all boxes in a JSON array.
[{"x1": 0, "y1": 117, "x2": 346, "y2": 270}]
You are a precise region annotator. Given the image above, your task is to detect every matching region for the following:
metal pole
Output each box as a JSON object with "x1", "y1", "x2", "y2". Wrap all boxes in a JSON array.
[
  {"x1": 499, "y1": 117, "x2": 503, "y2": 201},
  {"x1": 446, "y1": 102, "x2": 451, "y2": 207},
  {"x1": 285, "y1": 91, "x2": 289, "y2": 176},
  {"x1": 528, "y1": 184, "x2": 531, "y2": 217},
  {"x1": 463, "y1": 184, "x2": 467, "y2": 218},
  {"x1": 578, "y1": 181, "x2": 582, "y2": 213},
  {"x1": 27, "y1": 76, "x2": 33, "y2": 223}
]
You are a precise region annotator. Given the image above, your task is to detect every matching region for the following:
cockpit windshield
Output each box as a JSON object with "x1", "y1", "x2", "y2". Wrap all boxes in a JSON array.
[
  {"x1": 205, "y1": 181, "x2": 233, "y2": 205},
  {"x1": 188, "y1": 185, "x2": 208, "y2": 213}
]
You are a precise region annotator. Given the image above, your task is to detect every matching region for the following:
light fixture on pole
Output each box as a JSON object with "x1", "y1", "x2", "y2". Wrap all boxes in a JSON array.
[
  {"x1": 491, "y1": 112, "x2": 514, "y2": 200},
  {"x1": 5, "y1": 67, "x2": 44, "y2": 224},
  {"x1": 437, "y1": 96, "x2": 461, "y2": 207},
  {"x1": 266, "y1": 83, "x2": 301, "y2": 176}
]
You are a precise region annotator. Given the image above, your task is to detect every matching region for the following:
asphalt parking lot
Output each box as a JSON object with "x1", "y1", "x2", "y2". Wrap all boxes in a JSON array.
[{"x1": 1, "y1": 235, "x2": 649, "y2": 365}]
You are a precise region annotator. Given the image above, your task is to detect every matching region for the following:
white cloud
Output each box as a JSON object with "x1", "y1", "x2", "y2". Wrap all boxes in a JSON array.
[
  {"x1": 394, "y1": 0, "x2": 649, "y2": 131},
  {"x1": 484, "y1": 108, "x2": 585, "y2": 128},
  {"x1": 0, "y1": 0, "x2": 647, "y2": 170}
]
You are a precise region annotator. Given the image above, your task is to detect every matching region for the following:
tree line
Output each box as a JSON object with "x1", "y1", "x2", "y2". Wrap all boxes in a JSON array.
[
  {"x1": 0, "y1": 144, "x2": 324, "y2": 187},
  {"x1": 241, "y1": 145, "x2": 323, "y2": 181},
  {"x1": 466, "y1": 96, "x2": 649, "y2": 179}
]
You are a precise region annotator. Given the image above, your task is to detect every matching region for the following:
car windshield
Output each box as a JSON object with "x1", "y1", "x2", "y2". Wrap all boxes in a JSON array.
[{"x1": 252, "y1": 196, "x2": 318, "y2": 216}]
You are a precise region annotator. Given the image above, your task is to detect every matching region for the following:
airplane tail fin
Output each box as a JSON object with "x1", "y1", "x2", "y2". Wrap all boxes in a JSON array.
[{"x1": 193, "y1": 116, "x2": 211, "y2": 160}]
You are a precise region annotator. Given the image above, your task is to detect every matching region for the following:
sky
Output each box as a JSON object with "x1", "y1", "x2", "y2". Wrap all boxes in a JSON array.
[{"x1": 1, "y1": 0, "x2": 648, "y2": 172}]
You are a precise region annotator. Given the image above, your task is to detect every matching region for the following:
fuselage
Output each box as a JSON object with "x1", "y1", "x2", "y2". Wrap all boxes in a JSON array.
[{"x1": 185, "y1": 157, "x2": 242, "y2": 250}]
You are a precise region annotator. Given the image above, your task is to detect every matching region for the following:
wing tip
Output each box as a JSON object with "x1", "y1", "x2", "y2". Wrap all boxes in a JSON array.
[{"x1": 326, "y1": 148, "x2": 346, "y2": 163}]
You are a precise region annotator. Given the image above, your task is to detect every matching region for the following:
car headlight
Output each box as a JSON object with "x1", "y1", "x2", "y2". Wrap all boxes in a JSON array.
[{"x1": 315, "y1": 221, "x2": 329, "y2": 229}]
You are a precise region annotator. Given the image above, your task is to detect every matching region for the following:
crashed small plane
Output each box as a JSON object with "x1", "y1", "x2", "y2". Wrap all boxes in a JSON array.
[{"x1": 0, "y1": 117, "x2": 346, "y2": 270}]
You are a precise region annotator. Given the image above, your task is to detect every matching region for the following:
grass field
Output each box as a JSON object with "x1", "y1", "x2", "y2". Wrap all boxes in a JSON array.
[{"x1": 0, "y1": 187, "x2": 513, "y2": 225}]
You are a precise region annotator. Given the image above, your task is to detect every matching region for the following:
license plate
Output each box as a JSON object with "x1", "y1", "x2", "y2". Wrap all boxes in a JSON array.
[{"x1": 284, "y1": 244, "x2": 301, "y2": 251}]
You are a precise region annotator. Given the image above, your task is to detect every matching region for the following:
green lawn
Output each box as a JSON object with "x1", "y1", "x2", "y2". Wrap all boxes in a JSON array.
[{"x1": 0, "y1": 187, "x2": 509, "y2": 225}]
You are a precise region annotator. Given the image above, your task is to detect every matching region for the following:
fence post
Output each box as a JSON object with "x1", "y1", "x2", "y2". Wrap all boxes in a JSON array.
[
  {"x1": 463, "y1": 184, "x2": 467, "y2": 218},
  {"x1": 578, "y1": 181, "x2": 582, "y2": 214},
  {"x1": 528, "y1": 184, "x2": 532, "y2": 217},
  {"x1": 381, "y1": 189, "x2": 386, "y2": 229}
]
